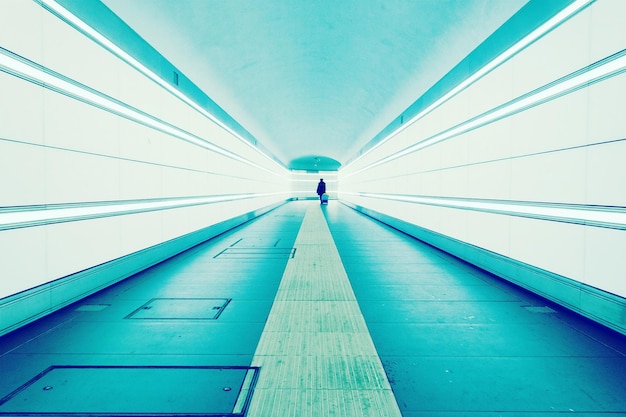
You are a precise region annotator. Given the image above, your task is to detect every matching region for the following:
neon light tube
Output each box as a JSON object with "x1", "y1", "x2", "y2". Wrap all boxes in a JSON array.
[{"x1": 355, "y1": 192, "x2": 626, "y2": 229}]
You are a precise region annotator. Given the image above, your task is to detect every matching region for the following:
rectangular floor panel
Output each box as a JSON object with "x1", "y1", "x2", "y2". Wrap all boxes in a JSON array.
[
  {"x1": 125, "y1": 298, "x2": 231, "y2": 320},
  {"x1": 383, "y1": 356, "x2": 626, "y2": 414},
  {"x1": 0, "y1": 365, "x2": 258, "y2": 416}
]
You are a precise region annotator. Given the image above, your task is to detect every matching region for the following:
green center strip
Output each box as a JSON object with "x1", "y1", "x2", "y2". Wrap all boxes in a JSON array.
[{"x1": 248, "y1": 203, "x2": 402, "y2": 416}]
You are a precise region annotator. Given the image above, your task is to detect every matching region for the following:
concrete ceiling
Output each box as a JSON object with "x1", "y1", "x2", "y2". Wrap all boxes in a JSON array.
[{"x1": 101, "y1": 0, "x2": 527, "y2": 170}]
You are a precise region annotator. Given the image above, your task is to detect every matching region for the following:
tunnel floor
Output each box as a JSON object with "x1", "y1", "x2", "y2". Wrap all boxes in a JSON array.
[{"x1": 0, "y1": 200, "x2": 625, "y2": 416}]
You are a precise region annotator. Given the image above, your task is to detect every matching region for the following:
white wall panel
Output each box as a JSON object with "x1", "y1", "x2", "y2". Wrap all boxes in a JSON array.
[
  {"x1": 44, "y1": 147, "x2": 121, "y2": 203},
  {"x1": 509, "y1": 8, "x2": 591, "y2": 97},
  {"x1": 437, "y1": 207, "x2": 468, "y2": 242},
  {"x1": 0, "y1": 1, "x2": 44, "y2": 60},
  {"x1": 0, "y1": 227, "x2": 47, "y2": 299},
  {"x1": 585, "y1": 140, "x2": 626, "y2": 206},
  {"x1": 438, "y1": 135, "x2": 469, "y2": 171},
  {"x1": 1, "y1": 141, "x2": 47, "y2": 206},
  {"x1": 439, "y1": 166, "x2": 469, "y2": 198},
  {"x1": 114, "y1": 64, "x2": 167, "y2": 123},
  {"x1": 587, "y1": 75, "x2": 626, "y2": 144},
  {"x1": 583, "y1": 227, "x2": 626, "y2": 297},
  {"x1": 159, "y1": 137, "x2": 211, "y2": 173},
  {"x1": 465, "y1": 210, "x2": 510, "y2": 255},
  {"x1": 422, "y1": 86, "x2": 471, "y2": 133},
  {"x1": 509, "y1": 148, "x2": 587, "y2": 204},
  {"x1": 42, "y1": 91, "x2": 122, "y2": 156},
  {"x1": 117, "y1": 120, "x2": 160, "y2": 163},
  {"x1": 396, "y1": 109, "x2": 442, "y2": 153},
  {"x1": 0, "y1": 73, "x2": 45, "y2": 144},
  {"x1": 588, "y1": 0, "x2": 625, "y2": 63},
  {"x1": 465, "y1": 159, "x2": 511, "y2": 200},
  {"x1": 44, "y1": 216, "x2": 123, "y2": 281},
  {"x1": 400, "y1": 144, "x2": 442, "y2": 180},
  {"x1": 508, "y1": 217, "x2": 586, "y2": 282},
  {"x1": 508, "y1": 90, "x2": 590, "y2": 157},
  {"x1": 117, "y1": 161, "x2": 162, "y2": 200},
  {"x1": 415, "y1": 170, "x2": 443, "y2": 197},
  {"x1": 464, "y1": 56, "x2": 515, "y2": 118},
  {"x1": 42, "y1": 14, "x2": 121, "y2": 101},
  {"x1": 117, "y1": 211, "x2": 163, "y2": 256},
  {"x1": 466, "y1": 121, "x2": 511, "y2": 164}
]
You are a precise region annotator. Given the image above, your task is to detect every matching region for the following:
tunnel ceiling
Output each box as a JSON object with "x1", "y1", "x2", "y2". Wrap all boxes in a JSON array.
[{"x1": 101, "y1": 0, "x2": 527, "y2": 171}]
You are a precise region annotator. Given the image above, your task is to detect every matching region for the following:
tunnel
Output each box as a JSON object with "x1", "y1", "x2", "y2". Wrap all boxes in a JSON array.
[{"x1": 1, "y1": 0, "x2": 625, "y2": 415}]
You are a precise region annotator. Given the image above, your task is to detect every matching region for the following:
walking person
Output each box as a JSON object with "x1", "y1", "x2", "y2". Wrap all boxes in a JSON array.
[{"x1": 316, "y1": 178, "x2": 326, "y2": 204}]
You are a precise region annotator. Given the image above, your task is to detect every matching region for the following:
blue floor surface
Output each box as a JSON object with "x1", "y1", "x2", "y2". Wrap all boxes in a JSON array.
[
  {"x1": 324, "y1": 202, "x2": 626, "y2": 416},
  {"x1": 0, "y1": 200, "x2": 625, "y2": 416}
]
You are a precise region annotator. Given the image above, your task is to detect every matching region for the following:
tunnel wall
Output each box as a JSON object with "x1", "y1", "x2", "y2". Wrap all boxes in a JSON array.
[
  {"x1": 339, "y1": 0, "x2": 626, "y2": 334},
  {"x1": 0, "y1": 1, "x2": 289, "y2": 335}
]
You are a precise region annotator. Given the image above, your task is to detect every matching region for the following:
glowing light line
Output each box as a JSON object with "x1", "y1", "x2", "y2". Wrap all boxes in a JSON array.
[
  {"x1": 350, "y1": 192, "x2": 626, "y2": 230},
  {"x1": 0, "y1": 193, "x2": 288, "y2": 231}
]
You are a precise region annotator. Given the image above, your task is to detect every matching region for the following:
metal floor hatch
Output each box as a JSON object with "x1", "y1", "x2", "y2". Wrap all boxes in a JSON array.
[{"x1": 0, "y1": 365, "x2": 259, "y2": 416}]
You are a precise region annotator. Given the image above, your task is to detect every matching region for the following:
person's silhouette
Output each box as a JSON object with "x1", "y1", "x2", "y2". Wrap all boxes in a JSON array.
[{"x1": 316, "y1": 178, "x2": 326, "y2": 204}]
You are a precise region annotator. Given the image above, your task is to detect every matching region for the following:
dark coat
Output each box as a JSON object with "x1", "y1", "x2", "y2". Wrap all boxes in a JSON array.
[{"x1": 316, "y1": 181, "x2": 326, "y2": 196}]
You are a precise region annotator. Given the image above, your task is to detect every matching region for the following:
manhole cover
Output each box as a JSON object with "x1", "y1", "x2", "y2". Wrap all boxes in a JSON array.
[
  {"x1": 0, "y1": 366, "x2": 259, "y2": 416},
  {"x1": 125, "y1": 298, "x2": 231, "y2": 320}
]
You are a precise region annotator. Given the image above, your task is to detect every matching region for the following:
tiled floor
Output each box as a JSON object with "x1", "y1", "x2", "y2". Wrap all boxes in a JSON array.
[{"x1": 0, "y1": 200, "x2": 625, "y2": 416}]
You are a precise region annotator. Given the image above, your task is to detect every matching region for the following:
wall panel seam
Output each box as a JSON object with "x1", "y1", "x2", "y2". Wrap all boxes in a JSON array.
[
  {"x1": 344, "y1": 137, "x2": 626, "y2": 182},
  {"x1": 0, "y1": 137, "x2": 277, "y2": 183}
]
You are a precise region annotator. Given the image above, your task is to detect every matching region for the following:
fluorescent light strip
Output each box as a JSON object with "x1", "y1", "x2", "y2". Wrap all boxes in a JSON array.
[
  {"x1": 344, "y1": 0, "x2": 594, "y2": 171},
  {"x1": 0, "y1": 48, "x2": 280, "y2": 175},
  {"x1": 348, "y1": 51, "x2": 626, "y2": 176},
  {"x1": 38, "y1": 0, "x2": 286, "y2": 172},
  {"x1": 354, "y1": 192, "x2": 626, "y2": 230},
  {"x1": 0, "y1": 193, "x2": 288, "y2": 231}
]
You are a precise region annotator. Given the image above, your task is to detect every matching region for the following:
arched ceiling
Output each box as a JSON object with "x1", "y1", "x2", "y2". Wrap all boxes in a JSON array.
[
  {"x1": 290, "y1": 155, "x2": 342, "y2": 172},
  {"x1": 101, "y1": 0, "x2": 527, "y2": 171}
]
